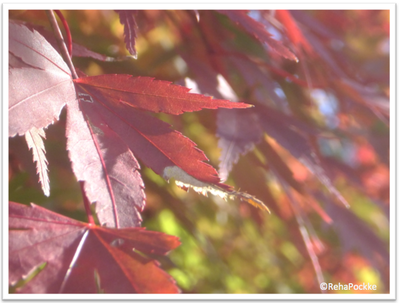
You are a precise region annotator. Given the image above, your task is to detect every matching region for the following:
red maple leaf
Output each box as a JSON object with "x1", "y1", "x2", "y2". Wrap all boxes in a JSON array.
[
  {"x1": 9, "y1": 202, "x2": 180, "y2": 293},
  {"x1": 9, "y1": 21, "x2": 75, "y2": 137}
]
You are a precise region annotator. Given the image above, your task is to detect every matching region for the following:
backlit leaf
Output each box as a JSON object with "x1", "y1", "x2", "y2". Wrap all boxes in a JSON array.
[
  {"x1": 74, "y1": 75, "x2": 252, "y2": 115},
  {"x1": 25, "y1": 127, "x2": 50, "y2": 197},
  {"x1": 9, "y1": 21, "x2": 76, "y2": 137},
  {"x1": 66, "y1": 96, "x2": 145, "y2": 228},
  {"x1": 73, "y1": 77, "x2": 268, "y2": 211},
  {"x1": 9, "y1": 201, "x2": 180, "y2": 293}
]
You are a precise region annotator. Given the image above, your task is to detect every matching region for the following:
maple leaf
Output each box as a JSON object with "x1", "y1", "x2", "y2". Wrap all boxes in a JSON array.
[
  {"x1": 217, "y1": 108, "x2": 263, "y2": 182},
  {"x1": 66, "y1": 97, "x2": 145, "y2": 228},
  {"x1": 72, "y1": 75, "x2": 250, "y2": 184},
  {"x1": 73, "y1": 76, "x2": 269, "y2": 212},
  {"x1": 74, "y1": 75, "x2": 252, "y2": 115},
  {"x1": 9, "y1": 201, "x2": 180, "y2": 293},
  {"x1": 8, "y1": 21, "x2": 76, "y2": 137},
  {"x1": 178, "y1": 58, "x2": 265, "y2": 183},
  {"x1": 116, "y1": 10, "x2": 138, "y2": 58},
  {"x1": 181, "y1": 51, "x2": 290, "y2": 183},
  {"x1": 25, "y1": 127, "x2": 50, "y2": 197}
]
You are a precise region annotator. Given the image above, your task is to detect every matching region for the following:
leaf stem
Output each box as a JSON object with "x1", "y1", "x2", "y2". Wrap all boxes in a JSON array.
[
  {"x1": 45, "y1": 10, "x2": 78, "y2": 79},
  {"x1": 54, "y1": 10, "x2": 73, "y2": 57},
  {"x1": 80, "y1": 181, "x2": 95, "y2": 225}
]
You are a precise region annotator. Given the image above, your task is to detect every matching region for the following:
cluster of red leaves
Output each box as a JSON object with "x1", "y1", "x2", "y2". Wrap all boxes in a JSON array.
[
  {"x1": 8, "y1": 9, "x2": 389, "y2": 294},
  {"x1": 135, "y1": 9, "x2": 389, "y2": 293},
  {"x1": 9, "y1": 13, "x2": 253, "y2": 292}
]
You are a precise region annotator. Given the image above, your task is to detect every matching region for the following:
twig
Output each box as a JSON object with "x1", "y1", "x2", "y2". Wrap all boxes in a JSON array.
[
  {"x1": 45, "y1": 10, "x2": 78, "y2": 79},
  {"x1": 55, "y1": 10, "x2": 73, "y2": 57}
]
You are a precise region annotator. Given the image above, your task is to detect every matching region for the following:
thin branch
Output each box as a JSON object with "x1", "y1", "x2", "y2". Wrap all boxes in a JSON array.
[
  {"x1": 55, "y1": 10, "x2": 73, "y2": 57},
  {"x1": 45, "y1": 10, "x2": 78, "y2": 79}
]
